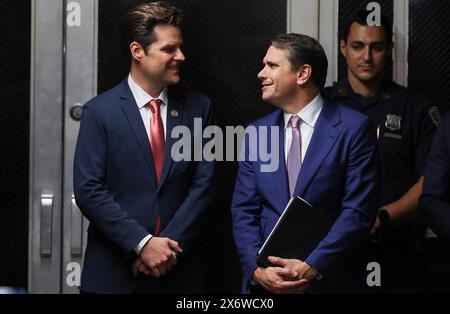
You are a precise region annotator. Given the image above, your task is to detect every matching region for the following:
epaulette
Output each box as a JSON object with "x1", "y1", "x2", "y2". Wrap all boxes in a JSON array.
[{"x1": 428, "y1": 106, "x2": 441, "y2": 127}]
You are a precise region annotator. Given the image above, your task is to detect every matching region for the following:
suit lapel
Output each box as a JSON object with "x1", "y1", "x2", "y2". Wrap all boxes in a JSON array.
[
  {"x1": 294, "y1": 103, "x2": 342, "y2": 197},
  {"x1": 270, "y1": 111, "x2": 290, "y2": 211},
  {"x1": 119, "y1": 80, "x2": 158, "y2": 187},
  {"x1": 158, "y1": 86, "x2": 183, "y2": 190}
]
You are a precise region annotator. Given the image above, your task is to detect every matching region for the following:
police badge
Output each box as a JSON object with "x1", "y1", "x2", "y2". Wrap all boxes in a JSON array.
[{"x1": 385, "y1": 114, "x2": 402, "y2": 132}]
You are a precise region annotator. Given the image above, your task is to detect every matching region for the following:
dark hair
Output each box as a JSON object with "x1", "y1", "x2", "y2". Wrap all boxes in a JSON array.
[
  {"x1": 120, "y1": 1, "x2": 183, "y2": 63},
  {"x1": 271, "y1": 33, "x2": 328, "y2": 89},
  {"x1": 340, "y1": 6, "x2": 393, "y2": 44}
]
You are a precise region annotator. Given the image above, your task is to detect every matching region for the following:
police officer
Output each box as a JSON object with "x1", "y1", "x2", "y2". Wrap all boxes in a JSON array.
[{"x1": 323, "y1": 8, "x2": 438, "y2": 293}]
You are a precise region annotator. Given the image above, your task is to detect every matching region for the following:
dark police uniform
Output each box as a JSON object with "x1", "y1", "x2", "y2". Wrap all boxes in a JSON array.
[{"x1": 323, "y1": 77, "x2": 439, "y2": 293}]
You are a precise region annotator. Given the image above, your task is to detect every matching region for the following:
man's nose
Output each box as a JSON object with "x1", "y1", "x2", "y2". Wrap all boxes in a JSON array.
[
  {"x1": 175, "y1": 48, "x2": 185, "y2": 62},
  {"x1": 257, "y1": 68, "x2": 266, "y2": 80},
  {"x1": 363, "y1": 46, "x2": 372, "y2": 62}
]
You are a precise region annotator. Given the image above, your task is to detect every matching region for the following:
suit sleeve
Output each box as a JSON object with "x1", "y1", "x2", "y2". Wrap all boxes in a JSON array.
[
  {"x1": 305, "y1": 119, "x2": 380, "y2": 278},
  {"x1": 159, "y1": 101, "x2": 216, "y2": 253},
  {"x1": 230, "y1": 131, "x2": 264, "y2": 292},
  {"x1": 420, "y1": 114, "x2": 450, "y2": 241},
  {"x1": 73, "y1": 103, "x2": 149, "y2": 254}
]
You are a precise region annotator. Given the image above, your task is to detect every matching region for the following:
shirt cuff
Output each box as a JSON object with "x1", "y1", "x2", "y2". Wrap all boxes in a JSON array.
[{"x1": 134, "y1": 234, "x2": 152, "y2": 255}]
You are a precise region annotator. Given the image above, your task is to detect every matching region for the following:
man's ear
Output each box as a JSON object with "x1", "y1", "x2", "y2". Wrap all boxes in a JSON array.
[
  {"x1": 297, "y1": 64, "x2": 312, "y2": 86},
  {"x1": 340, "y1": 39, "x2": 347, "y2": 57},
  {"x1": 130, "y1": 41, "x2": 144, "y2": 62}
]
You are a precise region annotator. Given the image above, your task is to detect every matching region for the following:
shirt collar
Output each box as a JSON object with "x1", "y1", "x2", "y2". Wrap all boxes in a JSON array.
[
  {"x1": 127, "y1": 74, "x2": 168, "y2": 109},
  {"x1": 342, "y1": 76, "x2": 394, "y2": 100},
  {"x1": 284, "y1": 93, "x2": 324, "y2": 130}
]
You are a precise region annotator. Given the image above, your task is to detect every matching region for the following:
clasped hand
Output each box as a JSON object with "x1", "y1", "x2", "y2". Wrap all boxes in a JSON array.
[
  {"x1": 131, "y1": 237, "x2": 182, "y2": 278},
  {"x1": 253, "y1": 256, "x2": 318, "y2": 294}
]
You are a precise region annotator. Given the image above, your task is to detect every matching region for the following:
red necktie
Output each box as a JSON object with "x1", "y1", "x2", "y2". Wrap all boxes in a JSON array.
[{"x1": 148, "y1": 99, "x2": 164, "y2": 235}]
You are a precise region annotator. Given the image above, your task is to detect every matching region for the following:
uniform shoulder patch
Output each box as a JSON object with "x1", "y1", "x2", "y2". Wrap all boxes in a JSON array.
[{"x1": 428, "y1": 106, "x2": 441, "y2": 127}]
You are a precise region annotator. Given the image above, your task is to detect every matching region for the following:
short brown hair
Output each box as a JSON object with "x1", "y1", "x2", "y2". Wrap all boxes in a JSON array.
[
  {"x1": 120, "y1": 1, "x2": 183, "y2": 62},
  {"x1": 271, "y1": 33, "x2": 328, "y2": 89}
]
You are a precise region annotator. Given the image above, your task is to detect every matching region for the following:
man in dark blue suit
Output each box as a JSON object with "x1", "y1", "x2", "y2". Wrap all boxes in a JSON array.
[
  {"x1": 231, "y1": 34, "x2": 380, "y2": 294},
  {"x1": 420, "y1": 112, "x2": 450, "y2": 293},
  {"x1": 73, "y1": 2, "x2": 215, "y2": 294}
]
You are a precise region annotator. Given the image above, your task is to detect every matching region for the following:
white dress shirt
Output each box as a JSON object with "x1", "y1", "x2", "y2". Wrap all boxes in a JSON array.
[
  {"x1": 284, "y1": 94, "x2": 324, "y2": 164},
  {"x1": 128, "y1": 74, "x2": 168, "y2": 140},
  {"x1": 127, "y1": 74, "x2": 169, "y2": 254}
]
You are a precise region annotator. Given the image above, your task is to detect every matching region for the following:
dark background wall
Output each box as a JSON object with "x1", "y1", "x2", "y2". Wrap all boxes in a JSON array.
[
  {"x1": 409, "y1": 0, "x2": 450, "y2": 114},
  {"x1": 0, "y1": 0, "x2": 30, "y2": 289}
]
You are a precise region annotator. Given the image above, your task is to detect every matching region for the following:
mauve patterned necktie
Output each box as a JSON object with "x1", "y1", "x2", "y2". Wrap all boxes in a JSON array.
[
  {"x1": 148, "y1": 99, "x2": 164, "y2": 235},
  {"x1": 287, "y1": 115, "x2": 302, "y2": 197}
]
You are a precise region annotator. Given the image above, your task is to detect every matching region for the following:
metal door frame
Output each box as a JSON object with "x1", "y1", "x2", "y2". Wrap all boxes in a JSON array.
[
  {"x1": 29, "y1": 0, "x2": 64, "y2": 294},
  {"x1": 29, "y1": 0, "x2": 98, "y2": 294},
  {"x1": 393, "y1": 0, "x2": 409, "y2": 86},
  {"x1": 288, "y1": 0, "x2": 340, "y2": 87},
  {"x1": 62, "y1": 0, "x2": 98, "y2": 294}
]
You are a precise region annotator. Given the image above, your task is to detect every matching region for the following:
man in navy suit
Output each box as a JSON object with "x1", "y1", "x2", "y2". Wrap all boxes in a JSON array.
[
  {"x1": 231, "y1": 33, "x2": 380, "y2": 294},
  {"x1": 74, "y1": 2, "x2": 215, "y2": 294},
  {"x1": 420, "y1": 112, "x2": 450, "y2": 293}
]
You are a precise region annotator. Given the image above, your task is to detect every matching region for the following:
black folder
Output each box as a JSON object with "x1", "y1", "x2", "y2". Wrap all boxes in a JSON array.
[{"x1": 256, "y1": 197, "x2": 332, "y2": 268}]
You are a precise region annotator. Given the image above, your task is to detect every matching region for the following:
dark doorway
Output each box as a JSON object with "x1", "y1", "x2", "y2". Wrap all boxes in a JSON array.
[
  {"x1": 409, "y1": 0, "x2": 450, "y2": 114},
  {"x1": 0, "y1": 0, "x2": 31, "y2": 290}
]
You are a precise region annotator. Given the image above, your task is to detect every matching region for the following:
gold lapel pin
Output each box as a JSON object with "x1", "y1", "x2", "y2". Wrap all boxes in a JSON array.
[{"x1": 171, "y1": 110, "x2": 179, "y2": 118}]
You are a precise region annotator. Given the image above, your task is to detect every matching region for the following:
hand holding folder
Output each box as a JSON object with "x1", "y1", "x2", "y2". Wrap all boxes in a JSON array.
[{"x1": 257, "y1": 197, "x2": 332, "y2": 268}]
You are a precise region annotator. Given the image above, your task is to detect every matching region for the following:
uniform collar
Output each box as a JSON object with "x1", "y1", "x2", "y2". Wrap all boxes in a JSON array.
[{"x1": 340, "y1": 76, "x2": 394, "y2": 102}]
